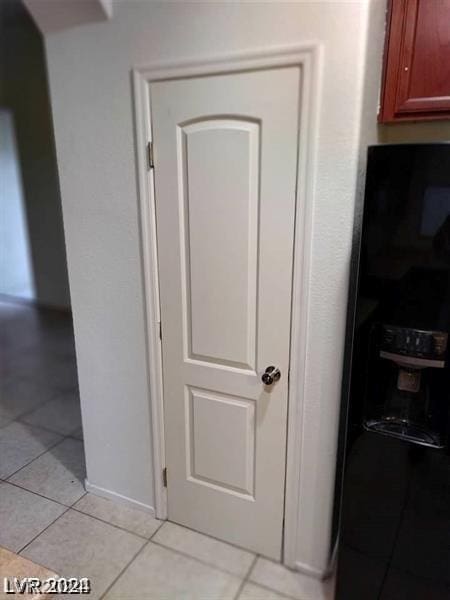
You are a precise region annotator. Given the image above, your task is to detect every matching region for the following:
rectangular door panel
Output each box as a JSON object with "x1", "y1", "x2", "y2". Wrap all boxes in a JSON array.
[
  {"x1": 180, "y1": 119, "x2": 260, "y2": 370},
  {"x1": 151, "y1": 66, "x2": 300, "y2": 558},
  {"x1": 187, "y1": 387, "x2": 255, "y2": 497}
]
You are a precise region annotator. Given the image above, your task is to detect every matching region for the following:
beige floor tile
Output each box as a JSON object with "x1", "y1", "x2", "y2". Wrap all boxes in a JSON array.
[
  {"x1": 9, "y1": 438, "x2": 85, "y2": 506},
  {"x1": 73, "y1": 493, "x2": 161, "y2": 538},
  {"x1": 21, "y1": 510, "x2": 145, "y2": 600},
  {"x1": 0, "y1": 422, "x2": 63, "y2": 479},
  {"x1": 0, "y1": 482, "x2": 65, "y2": 553},
  {"x1": 21, "y1": 392, "x2": 81, "y2": 435},
  {"x1": 0, "y1": 547, "x2": 58, "y2": 600},
  {"x1": 153, "y1": 521, "x2": 255, "y2": 577},
  {"x1": 105, "y1": 542, "x2": 242, "y2": 600},
  {"x1": 11, "y1": 353, "x2": 78, "y2": 391},
  {"x1": 239, "y1": 582, "x2": 293, "y2": 600},
  {"x1": 250, "y1": 558, "x2": 333, "y2": 600},
  {"x1": 0, "y1": 379, "x2": 48, "y2": 428}
]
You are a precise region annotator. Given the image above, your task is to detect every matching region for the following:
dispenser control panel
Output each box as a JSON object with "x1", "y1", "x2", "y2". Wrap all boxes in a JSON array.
[{"x1": 381, "y1": 325, "x2": 448, "y2": 360}]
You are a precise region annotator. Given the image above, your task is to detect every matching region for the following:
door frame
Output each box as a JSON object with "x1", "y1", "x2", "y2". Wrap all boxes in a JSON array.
[{"x1": 132, "y1": 43, "x2": 322, "y2": 569}]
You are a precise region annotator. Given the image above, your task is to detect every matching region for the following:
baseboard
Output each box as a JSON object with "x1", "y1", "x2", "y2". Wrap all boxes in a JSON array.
[
  {"x1": 84, "y1": 480, "x2": 156, "y2": 517},
  {"x1": 292, "y1": 559, "x2": 328, "y2": 580}
]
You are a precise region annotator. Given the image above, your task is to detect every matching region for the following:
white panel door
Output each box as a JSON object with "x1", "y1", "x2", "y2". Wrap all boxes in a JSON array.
[{"x1": 150, "y1": 66, "x2": 300, "y2": 559}]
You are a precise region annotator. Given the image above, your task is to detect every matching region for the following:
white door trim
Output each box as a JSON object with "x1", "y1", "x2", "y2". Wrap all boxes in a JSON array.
[{"x1": 132, "y1": 43, "x2": 323, "y2": 570}]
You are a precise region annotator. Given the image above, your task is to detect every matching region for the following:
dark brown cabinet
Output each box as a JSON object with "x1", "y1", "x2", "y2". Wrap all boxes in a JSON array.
[{"x1": 379, "y1": 0, "x2": 450, "y2": 123}]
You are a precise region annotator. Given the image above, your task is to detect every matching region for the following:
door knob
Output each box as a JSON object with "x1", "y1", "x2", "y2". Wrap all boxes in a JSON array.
[{"x1": 262, "y1": 366, "x2": 281, "y2": 385}]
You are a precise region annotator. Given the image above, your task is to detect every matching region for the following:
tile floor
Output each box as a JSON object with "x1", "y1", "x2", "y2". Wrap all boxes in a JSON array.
[{"x1": 0, "y1": 300, "x2": 334, "y2": 599}]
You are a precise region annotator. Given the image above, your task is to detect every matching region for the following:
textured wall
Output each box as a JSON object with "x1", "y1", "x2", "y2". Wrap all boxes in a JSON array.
[{"x1": 44, "y1": 0, "x2": 377, "y2": 573}]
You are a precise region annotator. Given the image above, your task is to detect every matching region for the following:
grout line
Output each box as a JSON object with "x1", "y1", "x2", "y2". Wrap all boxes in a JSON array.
[
  {"x1": 4, "y1": 433, "x2": 70, "y2": 480},
  {"x1": 69, "y1": 505, "x2": 152, "y2": 541},
  {"x1": 96, "y1": 516, "x2": 166, "y2": 599},
  {"x1": 10, "y1": 395, "x2": 60, "y2": 424},
  {"x1": 165, "y1": 518, "x2": 257, "y2": 556},
  {"x1": 148, "y1": 519, "x2": 165, "y2": 540},
  {"x1": 1, "y1": 375, "x2": 79, "y2": 423},
  {"x1": 98, "y1": 539, "x2": 152, "y2": 600},
  {"x1": 233, "y1": 554, "x2": 258, "y2": 600},
  {"x1": 66, "y1": 432, "x2": 84, "y2": 442},
  {"x1": 2, "y1": 383, "x2": 83, "y2": 439},
  {"x1": 0, "y1": 400, "x2": 52, "y2": 431},
  {"x1": 0, "y1": 418, "x2": 18, "y2": 431},
  {"x1": 241, "y1": 560, "x2": 321, "y2": 600},
  {"x1": 6, "y1": 465, "x2": 160, "y2": 543},
  {"x1": 243, "y1": 580, "x2": 301, "y2": 600},
  {"x1": 4, "y1": 478, "x2": 154, "y2": 542},
  {"x1": 4, "y1": 478, "x2": 78, "y2": 508},
  {"x1": 15, "y1": 416, "x2": 82, "y2": 439},
  {"x1": 243, "y1": 552, "x2": 258, "y2": 580},
  {"x1": 149, "y1": 537, "x2": 247, "y2": 579},
  {"x1": 70, "y1": 490, "x2": 87, "y2": 506},
  {"x1": 5, "y1": 464, "x2": 299, "y2": 600},
  {"x1": 13, "y1": 389, "x2": 82, "y2": 435},
  {"x1": 18, "y1": 505, "x2": 71, "y2": 556},
  {"x1": 17, "y1": 510, "x2": 164, "y2": 595}
]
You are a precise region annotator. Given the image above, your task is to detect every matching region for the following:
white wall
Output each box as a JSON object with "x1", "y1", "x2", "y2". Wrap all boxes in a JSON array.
[
  {"x1": 0, "y1": 109, "x2": 35, "y2": 299},
  {"x1": 44, "y1": 0, "x2": 380, "y2": 574}
]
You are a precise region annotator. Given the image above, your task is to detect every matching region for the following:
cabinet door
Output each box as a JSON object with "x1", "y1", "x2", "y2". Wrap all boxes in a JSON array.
[{"x1": 380, "y1": 0, "x2": 450, "y2": 122}]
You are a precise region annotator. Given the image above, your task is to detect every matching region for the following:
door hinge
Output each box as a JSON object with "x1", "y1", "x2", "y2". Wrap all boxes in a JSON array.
[
  {"x1": 162, "y1": 467, "x2": 167, "y2": 487},
  {"x1": 147, "y1": 141, "x2": 154, "y2": 169}
]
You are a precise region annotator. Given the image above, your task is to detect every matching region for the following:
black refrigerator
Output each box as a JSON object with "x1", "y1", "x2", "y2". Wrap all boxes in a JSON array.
[{"x1": 335, "y1": 144, "x2": 450, "y2": 600}]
